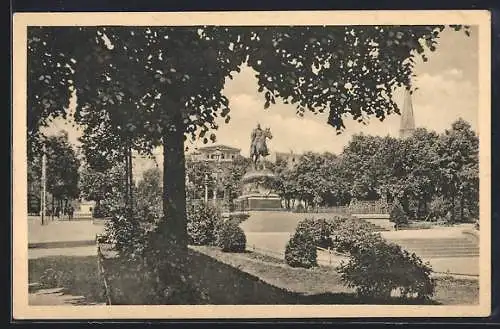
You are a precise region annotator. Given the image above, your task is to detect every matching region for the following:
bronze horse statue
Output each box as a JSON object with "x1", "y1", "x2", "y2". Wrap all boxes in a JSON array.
[{"x1": 250, "y1": 127, "x2": 273, "y2": 170}]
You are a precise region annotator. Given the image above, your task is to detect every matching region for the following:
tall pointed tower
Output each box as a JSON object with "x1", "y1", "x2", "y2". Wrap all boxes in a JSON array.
[{"x1": 399, "y1": 88, "x2": 416, "y2": 138}]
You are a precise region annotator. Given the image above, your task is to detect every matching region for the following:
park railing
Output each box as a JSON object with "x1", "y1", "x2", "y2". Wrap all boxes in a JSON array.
[
  {"x1": 316, "y1": 246, "x2": 350, "y2": 267},
  {"x1": 96, "y1": 234, "x2": 113, "y2": 305},
  {"x1": 314, "y1": 206, "x2": 350, "y2": 214},
  {"x1": 348, "y1": 201, "x2": 392, "y2": 214},
  {"x1": 247, "y1": 244, "x2": 285, "y2": 259},
  {"x1": 292, "y1": 201, "x2": 391, "y2": 215}
]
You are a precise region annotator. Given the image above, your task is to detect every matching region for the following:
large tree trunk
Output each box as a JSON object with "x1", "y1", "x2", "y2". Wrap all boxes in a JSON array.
[{"x1": 161, "y1": 112, "x2": 187, "y2": 250}]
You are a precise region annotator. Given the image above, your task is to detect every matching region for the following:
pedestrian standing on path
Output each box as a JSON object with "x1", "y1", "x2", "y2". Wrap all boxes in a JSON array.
[{"x1": 69, "y1": 205, "x2": 74, "y2": 220}]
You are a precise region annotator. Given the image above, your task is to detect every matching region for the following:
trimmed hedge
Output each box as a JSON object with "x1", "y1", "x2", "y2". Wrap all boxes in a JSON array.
[
  {"x1": 284, "y1": 228, "x2": 318, "y2": 268},
  {"x1": 330, "y1": 219, "x2": 436, "y2": 301},
  {"x1": 187, "y1": 203, "x2": 222, "y2": 246},
  {"x1": 93, "y1": 204, "x2": 110, "y2": 218},
  {"x1": 337, "y1": 236, "x2": 435, "y2": 300},
  {"x1": 284, "y1": 216, "x2": 436, "y2": 301},
  {"x1": 294, "y1": 217, "x2": 334, "y2": 249},
  {"x1": 216, "y1": 220, "x2": 247, "y2": 253}
]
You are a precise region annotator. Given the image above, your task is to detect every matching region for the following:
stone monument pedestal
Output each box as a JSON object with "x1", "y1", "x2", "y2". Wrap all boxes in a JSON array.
[
  {"x1": 235, "y1": 193, "x2": 282, "y2": 211},
  {"x1": 234, "y1": 169, "x2": 283, "y2": 211}
]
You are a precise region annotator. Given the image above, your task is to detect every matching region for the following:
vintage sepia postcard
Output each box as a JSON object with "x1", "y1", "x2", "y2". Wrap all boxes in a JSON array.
[{"x1": 12, "y1": 10, "x2": 491, "y2": 320}]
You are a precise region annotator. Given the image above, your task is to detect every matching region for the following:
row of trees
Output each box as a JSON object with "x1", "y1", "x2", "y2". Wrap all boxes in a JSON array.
[
  {"x1": 27, "y1": 131, "x2": 80, "y2": 214},
  {"x1": 272, "y1": 119, "x2": 479, "y2": 222},
  {"x1": 75, "y1": 116, "x2": 478, "y2": 225},
  {"x1": 185, "y1": 155, "x2": 252, "y2": 205}
]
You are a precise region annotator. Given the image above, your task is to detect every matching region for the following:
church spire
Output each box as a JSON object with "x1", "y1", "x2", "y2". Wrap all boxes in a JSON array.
[{"x1": 399, "y1": 88, "x2": 416, "y2": 138}]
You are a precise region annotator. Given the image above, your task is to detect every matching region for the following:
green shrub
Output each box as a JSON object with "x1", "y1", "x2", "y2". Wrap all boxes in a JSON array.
[
  {"x1": 216, "y1": 220, "x2": 247, "y2": 252},
  {"x1": 104, "y1": 201, "x2": 155, "y2": 260},
  {"x1": 295, "y1": 217, "x2": 333, "y2": 249},
  {"x1": 104, "y1": 212, "x2": 148, "y2": 260},
  {"x1": 390, "y1": 201, "x2": 409, "y2": 228},
  {"x1": 429, "y1": 196, "x2": 451, "y2": 220},
  {"x1": 284, "y1": 226, "x2": 318, "y2": 268},
  {"x1": 293, "y1": 204, "x2": 306, "y2": 213},
  {"x1": 332, "y1": 219, "x2": 436, "y2": 301},
  {"x1": 328, "y1": 217, "x2": 379, "y2": 254},
  {"x1": 187, "y1": 203, "x2": 222, "y2": 246},
  {"x1": 337, "y1": 238, "x2": 435, "y2": 301},
  {"x1": 92, "y1": 204, "x2": 110, "y2": 218}
]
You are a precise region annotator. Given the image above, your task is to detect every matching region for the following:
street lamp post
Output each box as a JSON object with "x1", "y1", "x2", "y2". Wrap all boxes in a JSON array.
[
  {"x1": 204, "y1": 173, "x2": 209, "y2": 204},
  {"x1": 40, "y1": 144, "x2": 47, "y2": 225},
  {"x1": 213, "y1": 150, "x2": 223, "y2": 206}
]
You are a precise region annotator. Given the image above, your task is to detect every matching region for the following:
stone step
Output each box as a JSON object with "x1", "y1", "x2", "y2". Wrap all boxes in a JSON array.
[
  {"x1": 385, "y1": 235, "x2": 479, "y2": 258},
  {"x1": 407, "y1": 252, "x2": 479, "y2": 258},
  {"x1": 392, "y1": 249, "x2": 478, "y2": 258},
  {"x1": 390, "y1": 245, "x2": 478, "y2": 252},
  {"x1": 388, "y1": 239, "x2": 478, "y2": 247},
  {"x1": 403, "y1": 246, "x2": 479, "y2": 253}
]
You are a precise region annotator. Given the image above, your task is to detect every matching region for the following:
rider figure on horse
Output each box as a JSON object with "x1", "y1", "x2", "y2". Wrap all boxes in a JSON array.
[{"x1": 250, "y1": 123, "x2": 271, "y2": 170}]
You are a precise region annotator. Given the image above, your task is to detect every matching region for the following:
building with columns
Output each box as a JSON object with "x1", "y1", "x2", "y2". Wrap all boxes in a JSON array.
[{"x1": 187, "y1": 145, "x2": 242, "y2": 163}]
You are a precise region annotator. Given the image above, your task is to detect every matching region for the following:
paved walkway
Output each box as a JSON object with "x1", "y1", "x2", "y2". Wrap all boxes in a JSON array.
[{"x1": 29, "y1": 217, "x2": 104, "y2": 247}]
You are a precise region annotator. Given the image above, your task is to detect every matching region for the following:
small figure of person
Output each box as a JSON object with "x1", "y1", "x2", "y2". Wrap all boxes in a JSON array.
[{"x1": 68, "y1": 205, "x2": 74, "y2": 220}]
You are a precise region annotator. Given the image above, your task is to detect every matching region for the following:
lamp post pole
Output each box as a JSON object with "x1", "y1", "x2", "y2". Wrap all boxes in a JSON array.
[
  {"x1": 40, "y1": 144, "x2": 47, "y2": 225},
  {"x1": 204, "y1": 173, "x2": 209, "y2": 204},
  {"x1": 213, "y1": 150, "x2": 223, "y2": 206}
]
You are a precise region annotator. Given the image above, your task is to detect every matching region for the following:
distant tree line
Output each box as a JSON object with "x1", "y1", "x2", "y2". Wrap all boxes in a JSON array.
[
  {"x1": 27, "y1": 131, "x2": 80, "y2": 215},
  {"x1": 273, "y1": 118, "x2": 479, "y2": 223}
]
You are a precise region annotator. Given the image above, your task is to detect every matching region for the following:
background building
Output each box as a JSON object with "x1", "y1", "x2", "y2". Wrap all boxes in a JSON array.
[{"x1": 187, "y1": 145, "x2": 242, "y2": 163}]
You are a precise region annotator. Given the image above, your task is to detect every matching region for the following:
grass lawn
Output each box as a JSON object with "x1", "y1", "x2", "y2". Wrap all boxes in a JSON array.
[
  {"x1": 98, "y1": 242, "x2": 478, "y2": 305},
  {"x1": 433, "y1": 276, "x2": 479, "y2": 305},
  {"x1": 192, "y1": 246, "x2": 479, "y2": 305},
  {"x1": 28, "y1": 255, "x2": 106, "y2": 305}
]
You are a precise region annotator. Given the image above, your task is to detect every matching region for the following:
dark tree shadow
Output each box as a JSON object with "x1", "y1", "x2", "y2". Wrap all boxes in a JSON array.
[
  {"x1": 28, "y1": 255, "x2": 106, "y2": 305},
  {"x1": 102, "y1": 248, "x2": 440, "y2": 305}
]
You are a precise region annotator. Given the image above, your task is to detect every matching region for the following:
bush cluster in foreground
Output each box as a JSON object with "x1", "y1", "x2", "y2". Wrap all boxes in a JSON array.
[
  {"x1": 187, "y1": 203, "x2": 222, "y2": 246},
  {"x1": 216, "y1": 220, "x2": 247, "y2": 253},
  {"x1": 101, "y1": 203, "x2": 248, "y2": 304},
  {"x1": 284, "y1": 228, "x2": 317, "y2": 269},
  {"x1": 284, "y1": 216, "x2": 436, "y2": 301}
]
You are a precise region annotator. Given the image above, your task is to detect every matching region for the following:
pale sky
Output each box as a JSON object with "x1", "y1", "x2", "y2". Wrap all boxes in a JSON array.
[{"x1": 42, "y1": 26, "x2": 479, "y2": 176}]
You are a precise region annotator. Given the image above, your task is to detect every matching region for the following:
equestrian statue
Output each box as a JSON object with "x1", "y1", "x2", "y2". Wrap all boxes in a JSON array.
[{"x1": 250, "y1": 123, "x2": 273, "y2": 171}]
